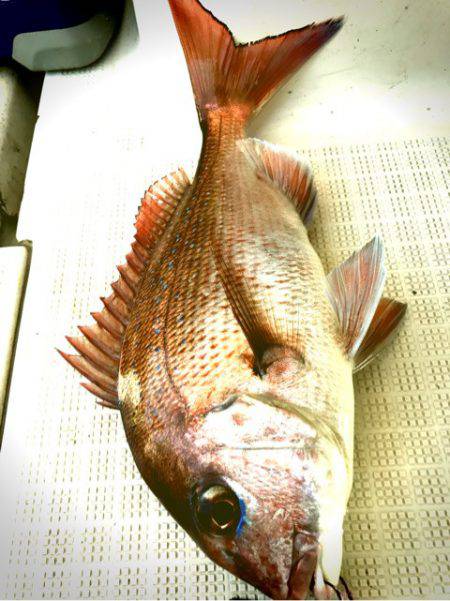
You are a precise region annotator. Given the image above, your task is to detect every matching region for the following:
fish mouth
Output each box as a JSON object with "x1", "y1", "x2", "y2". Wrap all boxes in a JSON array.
[
  {"x1": 287, "y1": 546, "x2": 318, "y2": 599},
  {"x1": 286, "y1": 531, "x2": 318, "y2": 600},
  {"x1": 286, "y1": 535, "x2": 349, "y2": 600}
]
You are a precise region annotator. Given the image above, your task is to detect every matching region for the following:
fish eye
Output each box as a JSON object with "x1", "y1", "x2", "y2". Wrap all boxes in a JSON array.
[{"x1": 192, "y1": 480, "x2": 244, "y2": 537}]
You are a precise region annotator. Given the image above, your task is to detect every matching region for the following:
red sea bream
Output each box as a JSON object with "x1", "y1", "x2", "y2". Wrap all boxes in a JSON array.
[{"x1": 61, "y1": 0, "x2": 407, "y2": 598}]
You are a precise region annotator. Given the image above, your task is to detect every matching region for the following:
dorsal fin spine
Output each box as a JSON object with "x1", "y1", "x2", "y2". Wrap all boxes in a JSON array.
[
  {"x1": 91, "y1": 311, "x2": 123, "y2": 340},
  {"x1": 78, "y1": 324, "x2": 120, "y2": 361},
  {"x1": 117, "y1": 264, "x2": 138, "y2": 291},
  {"x1": 60, "y1": 169, "x2": 191, "y2": 409},
  {"x1": 66, "y1": 335, "x2": 117, "y2": 377},
  {"x1": 59, "y1": 352, "x2": 117, "y2": 393},
  {"x1": 78, "y1": 325, "x2": 120, "y2": 360},
  {"x1": 126, "y1": 252, "x2": 144, "y2": 274},
  {"x1": 111, "y1": 280, "x2": 133, "y2": 306},
  {"x1": 81, "y1": 383, "x2": 118, "y2": 408},
  {"x1": 100, "y1": 297, "x2": 129, "y2": 327}
]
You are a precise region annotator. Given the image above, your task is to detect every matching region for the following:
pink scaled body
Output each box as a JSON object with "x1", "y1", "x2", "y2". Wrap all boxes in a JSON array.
[{"x1": 62, "y1": 1, "x2": 406, "y2": 598}]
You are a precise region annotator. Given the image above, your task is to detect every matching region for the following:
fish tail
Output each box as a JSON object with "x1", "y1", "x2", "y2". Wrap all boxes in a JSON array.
[{"x1": 168, "y1": 0, "x2": 343, "y2": 122}]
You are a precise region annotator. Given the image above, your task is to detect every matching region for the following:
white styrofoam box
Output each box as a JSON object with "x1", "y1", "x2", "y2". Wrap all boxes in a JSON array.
[{"x1": 1, "y1": 0, "x2": 449, "y2": 599}]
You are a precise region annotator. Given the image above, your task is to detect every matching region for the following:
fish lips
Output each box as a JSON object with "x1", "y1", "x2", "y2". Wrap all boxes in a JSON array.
[{"x1": 286, "y1": 533, "x2": 318, "y2": 600}]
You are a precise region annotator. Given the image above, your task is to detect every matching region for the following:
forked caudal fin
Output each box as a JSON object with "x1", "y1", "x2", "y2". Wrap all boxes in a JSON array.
[{"x1": 168, "y1": 0, "x2": 343, "y2": 121}]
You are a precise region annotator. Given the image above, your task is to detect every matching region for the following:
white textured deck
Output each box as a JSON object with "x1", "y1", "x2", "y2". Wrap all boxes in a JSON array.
[{"x1": 0, "y1": 0, "x2": 448, "y2": 599}]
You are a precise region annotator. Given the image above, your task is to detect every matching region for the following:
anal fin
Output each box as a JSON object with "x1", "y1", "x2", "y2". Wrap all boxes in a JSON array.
[
  {"x1": 60, "y1": 168, "x2": 190, "y2": 409},
  {"x1": 327, "y1": 236, "x2": 386, "y2": 358},
  {"x1": 239, "y1": 138, "x2": 317, "y2": 226}
]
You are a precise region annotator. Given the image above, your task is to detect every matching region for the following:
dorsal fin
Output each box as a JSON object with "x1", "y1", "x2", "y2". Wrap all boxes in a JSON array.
[
  {"x1": 59, "y1": 168, "x2": 190, "y2": 409},
  {"x1": 354, "y1": 297, "x2": 407, "y2": 372},
  {"x1": 239, "y1": 138, "x2": 317, "y2": 226},
  {"x1": 327, "y1": 236, "x2": 386, "y2": 358}
]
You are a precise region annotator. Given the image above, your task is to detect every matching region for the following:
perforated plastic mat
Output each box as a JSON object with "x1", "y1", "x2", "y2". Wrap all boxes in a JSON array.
[{"x1": 0, "y1": 0, "x2": 449, "y2": 599}]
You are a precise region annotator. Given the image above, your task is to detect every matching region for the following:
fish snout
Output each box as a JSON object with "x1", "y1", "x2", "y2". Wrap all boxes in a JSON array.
[{"x1": 286, "y1": 531, "x2": 318, "y2": 600}]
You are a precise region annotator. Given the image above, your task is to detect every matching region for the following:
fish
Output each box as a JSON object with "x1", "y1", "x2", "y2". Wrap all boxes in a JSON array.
[{"x1": 60, "y1": 0, "x2": 407, "y2": 599}]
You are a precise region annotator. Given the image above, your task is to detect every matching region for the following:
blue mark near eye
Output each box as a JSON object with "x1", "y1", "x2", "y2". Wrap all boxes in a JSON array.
[
  {"x1": 236, "y1": 497, "x2": 247, "y2": 536},
  {"x1": 154, "y1": 346, "x2": 160, "y2": 353},
  {"x1": 168, "y1": 261, "x2": 174, "y2": 270},
  {"x1": 155, "y1": 296, "x2": 162, "y2": 305},
  {"x1": 155, "y1": 365, "x2": 161, "y2": 372},
  {"x1": 154, "y1": 327, "x2": 161, "y2": 335},
  {"x1": 177, "y1": 314, "x2": 184, "y2": 323},
  {"x1": 181, "y1": 338, "x2": 187, "y2": 346}
]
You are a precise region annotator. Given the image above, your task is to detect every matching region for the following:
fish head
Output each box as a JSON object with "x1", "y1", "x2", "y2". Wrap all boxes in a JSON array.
[{"x1": 180, "y1": 391, "x2": 349, "y2": 599}]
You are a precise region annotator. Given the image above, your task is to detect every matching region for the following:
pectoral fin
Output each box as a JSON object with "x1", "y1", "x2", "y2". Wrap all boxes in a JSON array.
[
  {"x1": 214, "y1": 140, "x2": 320, "y2": 369},
  {"x1": 354, "y1": 297, "x2": 407, "y2": 371},
  {"x1": 327, "y1": 236, "x2": 386, "y2": 358},
  {"x1": 214, "y1": 250, "x2": 289, "y2": 368},
  {"x1": 239, "y1": 138, "x2": 317, "y2": 226},
  {"x1": 213, "y1": 226, "x2": 312, "y2": 369}
]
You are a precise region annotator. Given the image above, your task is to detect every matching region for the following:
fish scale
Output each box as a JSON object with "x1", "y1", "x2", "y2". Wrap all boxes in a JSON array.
[
  {"x1": 218, "y1": 146, "x2": 352, "y2": 430},
  {"x1": 121, "y1": 114, "x2": 251, "y2": 423},
  {"x1": 165, "y1": 116, "x2": 251, "y2": 407},
  {"x1": 216, "y1": 140, "x2": 341, "y2": 373}
]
